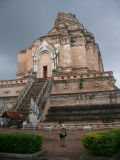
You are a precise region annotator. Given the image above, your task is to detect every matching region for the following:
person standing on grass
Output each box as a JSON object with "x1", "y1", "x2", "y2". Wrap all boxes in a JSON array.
[{"x1": 58, "y1": 121, "x2": 66, "y2": 147}]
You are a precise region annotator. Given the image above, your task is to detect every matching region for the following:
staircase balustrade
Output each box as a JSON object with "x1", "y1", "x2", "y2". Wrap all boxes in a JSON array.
[
  {"x1": 35, "y1": 77, "x2": 53, "y2": 120},
  {"x1": 4, "y1": 78, "x2": 34, "y2": 127},
  {"x1": 12, "y1": 78, "x2": 35, "y2": 111}
]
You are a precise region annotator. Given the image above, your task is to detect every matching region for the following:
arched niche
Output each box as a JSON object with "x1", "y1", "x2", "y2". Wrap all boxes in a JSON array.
[{"x1": 32, "y1": 40, "x2": 58, "y2": 78}]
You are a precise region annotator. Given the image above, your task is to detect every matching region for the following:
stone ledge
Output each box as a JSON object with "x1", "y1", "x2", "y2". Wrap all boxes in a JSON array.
[
  {"x1": 0, "y1": 149, "x2": 46, "y2": 159},
  {"x1": 79, "y1": 152, "x2": 120, "y2": 160}
]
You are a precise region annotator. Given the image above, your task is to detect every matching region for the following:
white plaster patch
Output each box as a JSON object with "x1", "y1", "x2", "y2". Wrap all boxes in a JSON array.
[
  {"x1": 64, "y1": 44, "x2": 70, "y2": 50},
  {"x1": 54, "y1": 44, "x2": 60, "y2": 48}
]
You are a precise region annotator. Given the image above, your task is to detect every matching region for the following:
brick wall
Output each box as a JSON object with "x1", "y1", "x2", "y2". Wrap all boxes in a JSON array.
[{"x1": 50, "y1": 90, "x2": 120, "y2": 107}]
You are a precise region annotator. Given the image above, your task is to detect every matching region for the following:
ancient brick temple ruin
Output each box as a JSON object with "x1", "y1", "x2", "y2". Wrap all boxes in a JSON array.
[
  {"x1": 17, "y1": 12, "x2": 104, "y2": 79},
  {"x1": 0, "y1": 12, "x2": 120, "y2": 127}
]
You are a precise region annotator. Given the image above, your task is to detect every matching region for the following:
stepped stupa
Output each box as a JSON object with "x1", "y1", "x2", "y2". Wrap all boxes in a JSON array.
[{"x1": 0, "y1": 13, "x2": 120, "y2": 126}]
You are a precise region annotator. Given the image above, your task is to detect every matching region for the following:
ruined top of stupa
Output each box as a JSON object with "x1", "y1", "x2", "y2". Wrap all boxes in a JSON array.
[{"x1": 17, "y1": 12, "x2": 104, "y2": 79}]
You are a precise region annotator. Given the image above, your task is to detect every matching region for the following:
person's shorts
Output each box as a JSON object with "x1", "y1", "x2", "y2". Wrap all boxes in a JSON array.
[{"x1": 59, "y1": 132, "x2": 66, "y2": 138}]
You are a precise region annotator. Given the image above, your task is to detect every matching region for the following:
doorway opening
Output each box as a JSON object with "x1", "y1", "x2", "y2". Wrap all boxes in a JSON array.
[{"x1": 43, "y1": 66, "x2": 47, "y2": 78}]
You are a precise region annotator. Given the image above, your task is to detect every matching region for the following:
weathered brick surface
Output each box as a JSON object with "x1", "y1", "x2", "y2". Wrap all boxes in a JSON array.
[
  {"x1": 46, "y1": 90, "x2": 120, "y2": 122},
  {"x1": 50, "y1": 90, "x2": 120, "y2": 107}
]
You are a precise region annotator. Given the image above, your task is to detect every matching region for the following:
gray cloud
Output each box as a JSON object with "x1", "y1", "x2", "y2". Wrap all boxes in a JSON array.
[{"x1": 0, "y1": 0, "x2": 120, "y2": 87}]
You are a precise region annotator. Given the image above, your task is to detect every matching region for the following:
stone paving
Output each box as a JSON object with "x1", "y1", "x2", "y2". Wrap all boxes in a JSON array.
[{"x1": 0, "y1": 128, "x2": 92, "y2": 160}]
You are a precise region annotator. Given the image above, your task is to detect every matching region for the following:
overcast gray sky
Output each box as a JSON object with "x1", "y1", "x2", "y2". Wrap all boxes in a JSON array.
[{"x1": 0, "y1": 0, "x2": 120, "y2": 87}]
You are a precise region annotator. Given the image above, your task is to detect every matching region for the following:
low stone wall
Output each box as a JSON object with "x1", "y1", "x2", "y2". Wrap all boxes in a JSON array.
[
  {"x1": 0, "y1": 84, "x2": 26, "y2": 97},
  {"x1": 0, "y1": 84, "x2": 27, "y2": 108},
  {"x1": 0, "y1": 78, "x2": 28, "y2": 107},
  {"x1": 0, "y1": 96, "x2": 18, "y2": 108},
  {"x1": 0, "y1": 78, "x2": 28, "y2": 86},
  {"x1": 38, "y1": 121, "x2": 120, "y2": 130}
]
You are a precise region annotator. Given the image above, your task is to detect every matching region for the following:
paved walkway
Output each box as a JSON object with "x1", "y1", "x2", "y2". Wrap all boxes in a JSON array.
[{"x1": 0, "y1": 128, "x2": 91, "y2": 160}]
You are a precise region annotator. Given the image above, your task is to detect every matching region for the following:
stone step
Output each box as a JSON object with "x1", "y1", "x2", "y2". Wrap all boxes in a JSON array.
[
  {"x1": 48, "y1": 108, "x2": 120, "y2": 115},
  {"x1": 46, "y1": 104, "x2": 120, "y2": 122},
  {"x1": 49, "y1": 104, "x2": 120, "y2": 110},
  {"x1": 37, "y1": 158, "x2": 70, "y2": 160},
  {"x1": 45, "y1": 114, "x2": 120, "y2": 122}
]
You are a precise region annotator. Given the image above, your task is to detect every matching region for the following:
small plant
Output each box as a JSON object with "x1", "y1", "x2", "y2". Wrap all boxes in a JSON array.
[
  {"x1": 99, "y1": 112, "x2": 113, "y2": 123},
  {"x1": 79, "y1": 78, "x2": 84, "y2": 89},
  {"x1": 73, "y1": 14, "x2": 76, "y2": 18},
  {"x1": 61, "y1": 76, "x2": 64, "y2": 80},
  {"x1": 59, "y1": 80, "x2": 67, "y2": 84},
  {"x1": 89, "y1": 34, "x2": 94, "y2": 40},
  {"x1": 98, "y1": 51, "x2": 101, "y2": 57},
  {"x1": 96, "y1": 75, "x2": 103, "y2": 78},
  {"x1": 86, "y1": 40, "x2": 91, "y2": 44},
  {"x1": 69, "y1": 32, "x2": 72, "y2": 36},
  {"x1": 81, "y1": 29, "x2": 85, "y2": 35},
  {"x1": 70, "y1": 36, "x2": 75, "y2": 43},
  {"x1": 114, "y1": 79, "x2": 116, "y2": 84},
  {"x1": 68, "y1": 13, "x2": 76, "y2": 18},
  {"x1": 87, "y1": 74, "x2": 90, "y2": 78}
]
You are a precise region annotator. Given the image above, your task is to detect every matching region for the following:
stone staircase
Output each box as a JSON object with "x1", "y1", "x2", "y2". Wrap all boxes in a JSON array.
[
  {"x1": 4, "y1": 77, "x2": 53, "y2": 127},
  {"x1": 16, "y1": 78, "x2": 47, "y2": 120},
  {"x1": 45, "y1": 91, "x2": 120, "y2": 122}
]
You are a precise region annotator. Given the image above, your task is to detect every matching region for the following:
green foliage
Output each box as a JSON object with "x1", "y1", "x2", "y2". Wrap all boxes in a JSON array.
[
  {"x1": 0, "y1": 132, "x2": 43, "y2": 154},
  {"x1": 59, "y1": 80, "x2": 67, "y2": 84},
  {"x1": 114, "y1": 79, "x2": 117, "y2": 84},
  {"x1": 81, "y1": 129, "x2": 120, "y2": 157},
  {"x1": 86, "y1": 40, "x2": 91, "y2": 44},
  {"x1": 81, "y1": 29, "x2": 85, "y2": 35},
  {"x1": 68, "y1": 13, "x2": 76, "y2": 18},
  {"x1": 69, "y1": 32, "x2": 72, "y2": 36},
  {"x1": 61, "y1": 76, "x2": 64, "y2": 80},
  {"x1": 90, "y1": 34, "x2": 94, "y2": 40},
  {"x1": 70, "y1": 36, "x2": 75, "y2": 43},
  {"x1": 98, "y1": 51, "x2": 101, "y2": 57},
  {"x1": 99, "y1": 112, "x2": 114, "y2": 123},
  {"x1": 79, "y1": 78, "x2": 84, "y2": 89},
  {"x1": 96, "y1": 75, "x2": 103, "y2": 78},
  {"x1": 73, "y1": 14, "x2": 76, "y2": 18}
]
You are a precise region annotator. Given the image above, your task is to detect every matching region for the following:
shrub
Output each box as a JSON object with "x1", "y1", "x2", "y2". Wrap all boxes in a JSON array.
[
  {"x1": 0, "y1": 132, "x2": 43, "y2": 154},
  {"x1": 81, "y1": 129, "x2": 120, "y2": 157}
]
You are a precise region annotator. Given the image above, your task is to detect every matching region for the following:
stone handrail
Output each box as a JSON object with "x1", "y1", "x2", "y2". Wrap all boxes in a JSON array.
[
  {"x1": 12, "y1": 78, "x2": 35, "y2": 111},
  {"x1": 36, "y1": 77, "x2": 53, "y2": 120}
]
